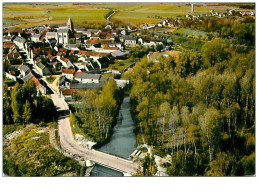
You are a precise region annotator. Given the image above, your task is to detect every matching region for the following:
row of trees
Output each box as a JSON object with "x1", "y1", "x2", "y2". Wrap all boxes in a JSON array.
[
  {"x1": 3, "y1": 81, "x2": 56, "y2": 125},
  {"x1": 70, "y1": 79, "x2": 123, "y2": 144},
  {"x1": 128, "y1": 39, "x2": 255, "y2": 176}
]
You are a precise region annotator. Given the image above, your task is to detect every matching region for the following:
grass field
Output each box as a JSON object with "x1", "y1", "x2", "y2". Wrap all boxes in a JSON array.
[
  {"x1": 102, "y1": 57, "x2": 135, "y2": 72},
  {"x1": 172, "y1": 28, "x2": 208, "y2": 38},
  {"x1": 3, "y1": 3, "x2": 236, "y2": 28}
]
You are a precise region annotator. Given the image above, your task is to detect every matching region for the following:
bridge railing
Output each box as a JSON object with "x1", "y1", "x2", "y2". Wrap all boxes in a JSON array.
[{"x1": 91, "y1": 149, "x2": 134, "y2": 164}]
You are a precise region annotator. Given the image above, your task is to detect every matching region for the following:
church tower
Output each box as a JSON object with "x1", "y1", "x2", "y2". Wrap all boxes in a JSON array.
[
  {"x1": 67, "y1": 17, "x2": 74, "y2": 32},
  {"x1": 191, "y1": 4, "x2": 194, "y2": 13}
]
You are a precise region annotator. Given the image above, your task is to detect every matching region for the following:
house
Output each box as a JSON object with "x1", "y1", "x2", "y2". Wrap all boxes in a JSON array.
[
  {"x1": 6, "y1": 52, "x2": 21, "y2": 60},
  {"x1": 45, "y1": 31, "x2": 57, "y2": 42},
  {"x1": 3, "y1": 41, "x2": 16, "y2": 54},
  {"x1": 74, "y1": 61, "x2": 94, "y2": 72},
  {"x1": 35, "y1": 61, "x2": 51, "y2": 76},
  {"x1": 62, "y1": 68, "x2": 75, "y2": 80},
  {"x1": 19, "y1": 65, "x2": 31, "y2": 77},
  {"x1": 60, "y1": 57, "x2": 73, "y2": 68},
  {"x1": 31, "y1": 34, "x2": 40, "y2": 42},
  {"x1": 4, "y1": 28, "x2": 23, "y2": 35},
  {"x1": 75, "y1": 27, "x2": 86, "y2": 33},
  {"x1": 5, "y1": 71, "x2": 18, "y2": 81},
  {"x1": 61, "y1": 88, "x2": 75, "y2": 101},
  {"x1": 59, "y1": 76, "x2": 71, "y2": 89},
  {"x1": 22, "y1": 72, "x2": 34, "y2": 83},
  {"x1": 106, "y1": 33, "x2": 114, "y2": 40},
  {"x1": 30, "y1": 76, "x2": 47, "y2": 95},
  {"x1": 70, "y1": 83, "x2": 102, "y2": 90},
  {"x1": 111, "y1": 50, "x2": 127, "y2": 59},
  {"x1": 102, "y1": 47, "x2": 119, "y2": 53},
  {"x1": 13, "y1": 36, "x2": 26, "y2": 49},
  {"x1": 124, "y1": 37, "x2": 137, "y2": 46},
  {"x1": 120, "y1": 30, "x2": 126, "y2": 36},
  {"x1": 83, "y1": 31, "x2": 92, "y2": 38},
  {"x1": 74, "y1": 73, "x2": 101, "y2": 84}
]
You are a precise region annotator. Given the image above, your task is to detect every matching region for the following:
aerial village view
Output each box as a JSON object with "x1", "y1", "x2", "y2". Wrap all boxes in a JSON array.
[{"x1": 2, "y1": 2, "x2": 255, "y2": 177}]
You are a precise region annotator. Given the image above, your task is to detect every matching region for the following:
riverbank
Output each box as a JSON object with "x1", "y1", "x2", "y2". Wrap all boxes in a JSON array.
[
  {"x1": 89, "y1": 95, "x2": 137, "y2": 176},
  {"x1": 69, "y1": 81, "x2": 126, "y2": 149}
]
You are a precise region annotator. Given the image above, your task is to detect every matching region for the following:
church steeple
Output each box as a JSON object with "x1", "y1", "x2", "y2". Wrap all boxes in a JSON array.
[{"x1": 67, "y1": 17, "x2": 74, "y2": 32}]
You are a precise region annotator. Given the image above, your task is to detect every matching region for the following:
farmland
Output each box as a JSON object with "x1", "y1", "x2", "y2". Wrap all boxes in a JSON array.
[
  {"x1": 3, "y1": 2, "x2": 236, "y2": 28},
  {"x1": 3, "y1": 3, "x2": 110, "y2": 28},
  {"x1": 112, "y1": 3, "x2": 233, "y2": 25}
]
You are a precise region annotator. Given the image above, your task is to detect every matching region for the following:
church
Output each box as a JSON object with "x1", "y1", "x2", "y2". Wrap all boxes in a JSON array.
[{"x1": 45, "y1": 18, "x2": 74, "y2": 46}]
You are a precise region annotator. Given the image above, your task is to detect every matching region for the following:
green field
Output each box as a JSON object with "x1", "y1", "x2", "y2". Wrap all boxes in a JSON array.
[
  {"x1": 3, "y1": 3, "x2": 236, "y2": 28},
  {"x1": 102, "y1": 57, "x2": 135, "y2": 72},
  {"x1": 172, "y1": 28, "x2": 208, "y2": 38}
]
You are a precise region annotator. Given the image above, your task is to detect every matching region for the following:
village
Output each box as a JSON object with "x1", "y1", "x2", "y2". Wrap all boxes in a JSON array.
[
  {"x1": 2, "y1": 2, "x2": 255, "y2": 178},
  {"x1": 3, "y1": 16, "x2": 179, "y2": 100},
  {"x1": 3, "y1": 3, "x2": 255, "y2": 100}
]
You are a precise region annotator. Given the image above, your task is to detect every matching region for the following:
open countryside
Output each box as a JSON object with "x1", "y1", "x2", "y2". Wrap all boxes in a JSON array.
[{"x1": 2, "y1": 2, "x2": 255, "y2": 177}]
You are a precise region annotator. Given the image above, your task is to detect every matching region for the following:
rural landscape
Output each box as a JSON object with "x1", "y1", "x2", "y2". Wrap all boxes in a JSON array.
[{"x1": 2, "y1": 2, "x2": 255, "y2": 177}]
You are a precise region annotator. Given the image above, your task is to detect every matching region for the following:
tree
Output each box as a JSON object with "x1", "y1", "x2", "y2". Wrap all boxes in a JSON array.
[
  {"x1": 11, "y1": 83, "x2": 24, "y2": 123},
  {"x1": 199, "y1": 107, "x2": 222, "y2": 162},
  {"x1": 202, "y1": 39, "x2": 230, "y2": 67},
  {"x1": 159, "y1": 102, "x2": 170, "y2": 145},
  {"x1": 205, "y1": 152, "x2": 239, "y2": 176},
  {"x1": 155, "y1": 43, "x2": 163, "y2": 52},
  {"x1": 23, "y1": 100, "x2": 32, "y2": 124},
  {"x1": 3, "y1": 84, "x2": 13, "y2": 124}
]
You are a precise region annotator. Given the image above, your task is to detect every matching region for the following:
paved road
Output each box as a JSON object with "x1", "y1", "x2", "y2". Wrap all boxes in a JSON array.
[
  {"x1": 58, "y1": 116, "x2": 138, "y2": 174},
  {"x1": 50, "y1": 94, "x2": 69, "y2": 111},
  {"x1": 43, "y1": 75, "x2": 61, "y2": 95}
]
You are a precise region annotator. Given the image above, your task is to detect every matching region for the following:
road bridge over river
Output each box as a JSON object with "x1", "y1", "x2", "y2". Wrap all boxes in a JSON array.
[
  {"x1": 58, "y1": 115, "x2": 138, "y2": 174},
  {"x1": 46, "y1": 77, "x2": 138, "y2": 175}
]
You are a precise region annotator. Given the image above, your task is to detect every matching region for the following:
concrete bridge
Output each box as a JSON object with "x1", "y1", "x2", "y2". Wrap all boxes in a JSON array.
[{"x1": 58, "y1": 115, "x2": 138, "y2": 174}]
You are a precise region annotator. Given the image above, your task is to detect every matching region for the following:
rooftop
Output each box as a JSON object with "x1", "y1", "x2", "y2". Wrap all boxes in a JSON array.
[
  {"x1": 30, "y1": 76, "x2": 40, "y2": 87},
  {"x1": 75, "y1": 73, "x2": 101, "y2": 80},
  {"x1": 36, "y1": 62, "x2": 46, "y2": 69},
  {"x1": 20, "y1": 65, "x2": 30, "y2": 73},
  {"x1": 70, "y1": 83, "x2": 102, "y2": 89},
  {"x1": 62, "y1": 68, "x2": 75, "y2": 74},
  {"x1": 22, "y1": 72, "x2": 34, "y2": 83},
  {"x1": 57, "y1": 28, "x2": 69, "y2": 33},
  {"x1": 61, "y1": 88, "x2": 75, "y2": 95},
  {"x1": 3, "y1": 41, "x2": 15, "y2": 49},
  {"x1": 46, "y1": 32, "x2": 57, "y2": 37}
]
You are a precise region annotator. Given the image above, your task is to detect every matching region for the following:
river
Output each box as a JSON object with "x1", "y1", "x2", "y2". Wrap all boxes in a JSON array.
[{"x1": 90, "y1": 96, "x2": 136, "y2": 176}]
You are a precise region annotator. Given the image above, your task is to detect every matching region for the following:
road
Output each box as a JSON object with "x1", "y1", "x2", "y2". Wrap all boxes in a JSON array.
[
  {"x1": 106, "y1": 10, "x2": 115, "y2": 23},
  {"x1": 50, "y1": 94, "x2": 69, "y2": 111},
  {"x1": 58, "y1": 116, "x2": 138, "y2": 174}
]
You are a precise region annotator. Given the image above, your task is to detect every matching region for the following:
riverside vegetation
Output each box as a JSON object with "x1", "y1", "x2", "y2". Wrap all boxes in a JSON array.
[{"x1": 69, "y1": 79, "x2": 124, "y2": 146}]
